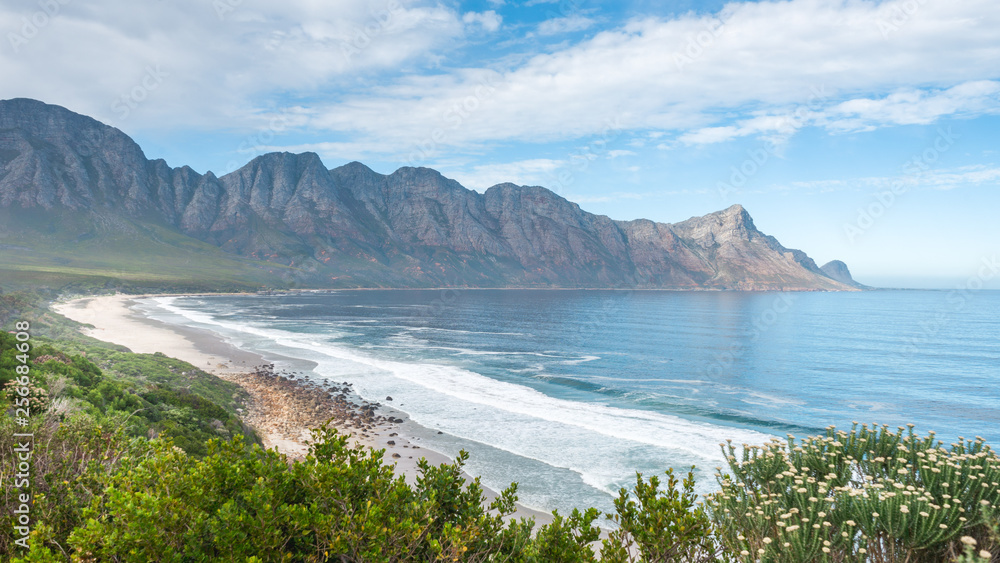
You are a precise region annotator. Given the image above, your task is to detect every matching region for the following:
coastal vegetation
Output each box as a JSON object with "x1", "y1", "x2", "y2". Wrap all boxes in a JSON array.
[
  {"x1": 709, "y1": 425, "x2": 1000, "y2": 562},
  {"x1": 2, "y1": 312, "x2": 998, "y2": 561}
]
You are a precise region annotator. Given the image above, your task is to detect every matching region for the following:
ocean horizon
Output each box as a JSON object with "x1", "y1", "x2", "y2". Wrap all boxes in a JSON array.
[{"x1": 135, "y1": 289, "x2": 1000, "y2": 516}]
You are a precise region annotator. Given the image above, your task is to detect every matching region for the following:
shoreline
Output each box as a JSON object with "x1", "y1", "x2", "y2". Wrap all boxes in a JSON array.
[
  {"x1": 89, "y1": 286, "x2": 864, "y2": 294},
  {"x1": 52, "y1": 295, "x2": 454, "y2": 474},
  {"x1": 52, "y1": 294, "x2": 551, "y2": 524}
]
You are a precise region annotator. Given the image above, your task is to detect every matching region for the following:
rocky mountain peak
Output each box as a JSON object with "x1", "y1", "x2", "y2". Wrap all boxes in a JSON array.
[
  {"x1": 0, "y1": 98, "x2": 862, "y2": 291},
  {"x1": 233, "y1": 151, "x2": 325, "y2": 171},
  {"x1": 669, "y1": 202, "x2": 760, "y2": 249}
]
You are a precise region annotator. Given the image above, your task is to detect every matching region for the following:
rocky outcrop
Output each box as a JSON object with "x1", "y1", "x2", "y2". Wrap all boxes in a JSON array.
[
  {"x1": 225, "y1": 364, "x2": 391, "y2": 445},
  {"x1": 821, "y1": 260, "x2": 865, "y2": 288},
  {"x1": 0, "y1": 98, "x2": 859, "y2": 290}
]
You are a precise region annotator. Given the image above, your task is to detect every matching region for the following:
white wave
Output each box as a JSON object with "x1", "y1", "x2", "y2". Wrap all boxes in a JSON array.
[
  {"x1": 509, "y1": 363, "x2": 546, "y2": 373},
  {"x1": 740, "y1": 392, "x2": 807, "y2": 407},
  {"x1": 588, "y1": 376, "x2": 713, "y2": 385},
  {"x1": 559, "y1": 355, "x2": 601, "y2": 365},
  {"x1": 142, "y1": 296, "x2": 774, "y2": 498},
  {"x1": 405, "y1": 326, "x2": 530, "y2": 336},
  {"x1": 396, "y1": 344, "x2": 567, "y2": 359}
]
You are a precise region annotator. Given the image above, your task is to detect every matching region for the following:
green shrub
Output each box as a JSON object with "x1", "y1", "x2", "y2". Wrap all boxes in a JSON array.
[
  {"x1": 0, "y1": 411, "x2": 145, "y2": 558},
  {"x1": 707, "y1": 423, "x2": 1000, "y2": 562},
  {"x1": 59, "y1": 427, "x2": 536, "y2": 562},
  {"x1": 527, "y1": 508, "x2": 601, "y2": 562},
  {"x1": 601, "y1": 468, "x2": 718, "y2": 562}
]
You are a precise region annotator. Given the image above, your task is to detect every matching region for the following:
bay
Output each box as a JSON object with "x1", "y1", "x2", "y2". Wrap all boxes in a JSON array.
[{"x1": 135, "y1": 289, "x2": 1000, "y2": 515}]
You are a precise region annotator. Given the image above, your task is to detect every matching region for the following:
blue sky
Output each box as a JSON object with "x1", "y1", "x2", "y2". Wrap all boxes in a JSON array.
[{"x1": 2, "y1": 0, "x2": 999, "y2": 288}]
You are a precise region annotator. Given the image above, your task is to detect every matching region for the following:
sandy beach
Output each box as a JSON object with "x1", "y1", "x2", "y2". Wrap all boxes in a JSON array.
[
  {"x1": 53, "y1": 295, "x2": 456, "y2": 480},
  {"x1": 53, "y1": 294, "x2": 550, "y2": 524}
]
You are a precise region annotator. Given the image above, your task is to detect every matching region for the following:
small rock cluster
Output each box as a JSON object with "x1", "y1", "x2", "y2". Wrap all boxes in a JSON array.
[{"x1": 220, "y1": 363, "x2": 398, "y2": 448}]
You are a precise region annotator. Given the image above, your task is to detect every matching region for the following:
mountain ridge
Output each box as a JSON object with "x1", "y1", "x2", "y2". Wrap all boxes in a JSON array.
[{"x1": 0, "y1": 98, "x2": 859, "y2": 291}]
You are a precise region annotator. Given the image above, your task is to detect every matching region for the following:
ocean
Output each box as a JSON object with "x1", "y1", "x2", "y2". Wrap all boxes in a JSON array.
[{"x1": 135, "y1": 289, "x2": 1000, "y2": 515}]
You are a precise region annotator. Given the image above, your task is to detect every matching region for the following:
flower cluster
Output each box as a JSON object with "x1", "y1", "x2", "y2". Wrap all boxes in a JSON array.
[
  {"x1": 706, "y1": 424, "x2": 1000, "y2": 562},
  {"x1": 2, "y1": 376, "x2": 49, "y2": 413}
]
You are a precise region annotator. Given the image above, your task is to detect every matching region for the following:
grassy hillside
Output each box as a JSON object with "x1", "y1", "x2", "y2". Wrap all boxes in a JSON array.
[
  {"x1": 0, "y1": 292, "x2": 257, "y2": 453},
  {"x1": 0, "y1": 333, "x2": 256, "y2": 452},
  {"x1": 0, "y1": 207, "x2": 299, "y2": 292}
]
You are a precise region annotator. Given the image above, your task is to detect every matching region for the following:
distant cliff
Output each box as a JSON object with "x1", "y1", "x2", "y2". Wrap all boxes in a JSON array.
[
  {"x1": 0, "y1": 98, "x2": 857, "y2": 290},
  {"x1": 820, "y1": 260, "x2": 866, "y2": 289}
]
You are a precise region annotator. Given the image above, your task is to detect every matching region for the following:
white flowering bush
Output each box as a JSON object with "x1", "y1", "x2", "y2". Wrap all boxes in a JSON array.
[{"x1": 706, "y1": 424, "x2": 1000, "y2": 562}]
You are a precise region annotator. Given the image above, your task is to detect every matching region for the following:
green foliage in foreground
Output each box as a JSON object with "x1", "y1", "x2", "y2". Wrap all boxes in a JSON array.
[
  {"x1": 5, "y1": 419, "x2": 996, "y2": 563},
  {"x1": 0, "y1": 331, "x2": 255, "y2": 457},
  {"x1": 1, "y1": 333, "x2": 998, "y2": 562},
  {"x1": 2, "y1": 416, "x2": 716, "y2": 562},
  {"x1": 708, "y1": 424, "x2": 1000, "y2": 562}
]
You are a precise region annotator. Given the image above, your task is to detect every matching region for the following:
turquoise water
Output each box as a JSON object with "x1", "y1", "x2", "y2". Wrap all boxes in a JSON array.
[{"x1": 137, "y1": 289, "x2": 1000, "y2": 515}]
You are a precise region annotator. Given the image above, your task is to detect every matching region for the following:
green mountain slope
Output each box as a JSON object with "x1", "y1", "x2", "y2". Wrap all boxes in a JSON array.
[{"x1": 0, "y1": 207, "x2": 297, "y2": 291}]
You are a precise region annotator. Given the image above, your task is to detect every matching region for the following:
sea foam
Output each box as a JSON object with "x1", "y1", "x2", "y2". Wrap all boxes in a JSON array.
[{"x1": 143, "y1": 295, "x2": 772, "y2": 503}]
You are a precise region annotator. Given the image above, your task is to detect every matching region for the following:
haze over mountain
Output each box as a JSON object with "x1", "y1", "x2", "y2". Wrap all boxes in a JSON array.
[
  {"x1": 820, "y1": 260, "x2": 867, "y2": 289},
  {"x1": 0, "y1": 99, "x2": 859, "y2": 291}
]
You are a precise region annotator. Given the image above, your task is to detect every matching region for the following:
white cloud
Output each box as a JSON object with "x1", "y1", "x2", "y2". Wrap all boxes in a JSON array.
[
  {"x1": 463, "y1": 11, "x2": 502, "y2": 33},
  {"x1": 286, "y1": 0, "x2": 1000, "y2": 159},
  {"x1": 677, "y1": 126, "x2": 741, "y2": 145},
  {"x1": 928, "y1": 166, "x2": 1000, "y2": 189},
  {"x1": 2, "y1": 0, "x2": 1000, "y2": 161},
  {"x1": 442, "y1": 159, "x2": 566, "y2": 191},
  {"x1": 785, "y1": 165, "x2": 1000, "y2": 193},
  {"x1": 823, "y1": 81, "x2": 1000, "y2": 131},
  {"x1": 537, "y1": 16, "x2": 595, "y2": 35},
  {"x1": 0, "y1": 0, "x2": 466, "y2": 129},
  {"x1": 569, "y1": 191, "x2": 648, "y2": 203},
  {"x1": 678, "y1": 81, "x2": 1000, "y2": 146},
  {"x1": 566, "y1": 188, "x2": 703, "y2": 203},
  {"x1": 607, "y1": 149, "x2": 635, "y2": 159}
]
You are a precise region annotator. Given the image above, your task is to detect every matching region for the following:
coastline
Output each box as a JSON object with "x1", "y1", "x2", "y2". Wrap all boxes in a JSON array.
[
  {"x1": 52, "y1": 295, "x2": 454, "y2": 473},
  {"x1": 52, "y1": 294, "x2": 551, "y2": 524}
]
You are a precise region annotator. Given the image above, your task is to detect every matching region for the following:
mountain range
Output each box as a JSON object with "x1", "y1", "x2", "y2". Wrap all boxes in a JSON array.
[{"x1": 0, "y1": 98, "x2": 861, "y2": 291}]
